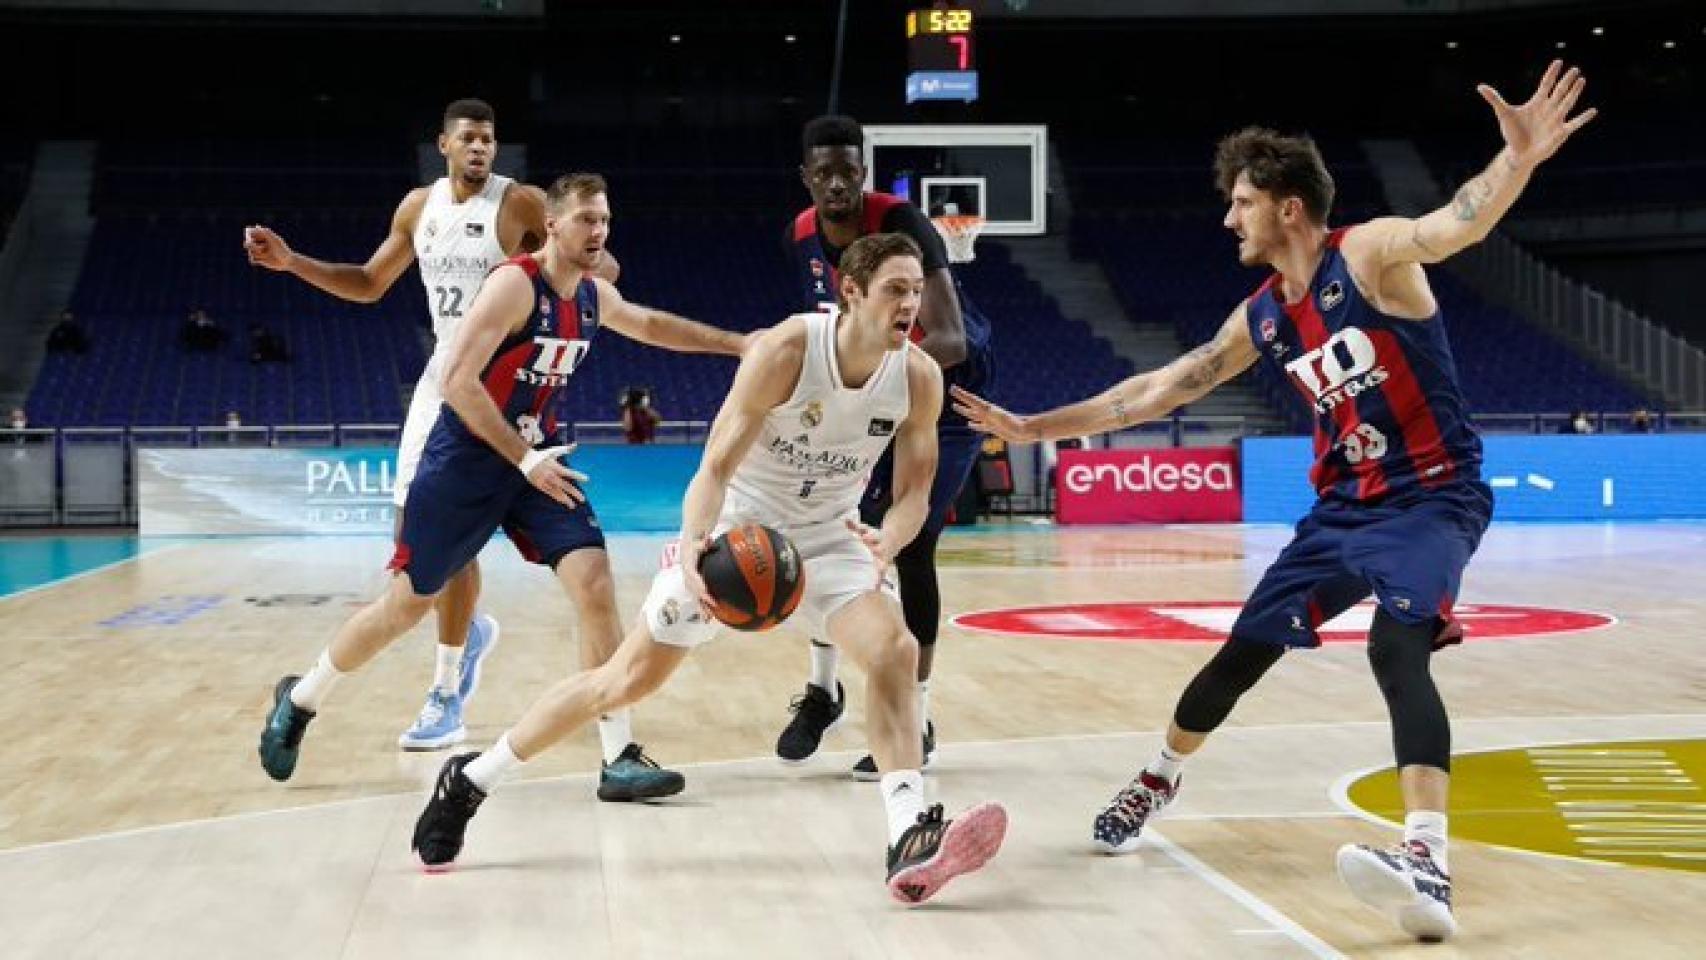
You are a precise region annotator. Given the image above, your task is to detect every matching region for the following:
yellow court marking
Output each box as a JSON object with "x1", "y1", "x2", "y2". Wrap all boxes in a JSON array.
[{"x1": 1347, "y1": 738, "x2": 1706, "y2": 873}]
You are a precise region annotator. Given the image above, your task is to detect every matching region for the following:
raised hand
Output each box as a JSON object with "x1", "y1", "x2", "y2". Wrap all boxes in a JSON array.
[
  {"x1": 1479, "y1": 59, "x2": 1597, "y2": 171},
  {"x1": 949, "y1": 385, "x2": 1032, "y2": 442},
  {"x1": 242, "y1": 225, "x2": 295, "y2": 272}
]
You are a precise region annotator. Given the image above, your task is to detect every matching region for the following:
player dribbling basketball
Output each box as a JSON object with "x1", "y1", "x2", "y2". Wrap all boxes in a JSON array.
[{"x1": 411, "y1": 233, "x2": 1007, "y2": 905}]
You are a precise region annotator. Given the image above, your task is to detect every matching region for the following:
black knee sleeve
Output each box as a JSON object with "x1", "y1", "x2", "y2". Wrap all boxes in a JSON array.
[
  {"x1": 1173, "y1": 639, "x2": 1285, "y2": 734},
  {"x1": 894, "y1": 524, "x2": 942, "y2": 646},
  {"x1": 1368, "y1": 610, "x2": 1452, "y2": 771}
]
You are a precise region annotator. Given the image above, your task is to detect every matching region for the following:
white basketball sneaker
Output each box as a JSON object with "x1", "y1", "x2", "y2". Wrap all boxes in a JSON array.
[{"x1": 1336, "y1": 839, "x2": 1457, "y2": 942}]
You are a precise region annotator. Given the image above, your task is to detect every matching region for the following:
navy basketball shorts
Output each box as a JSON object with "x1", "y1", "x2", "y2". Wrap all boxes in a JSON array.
[
  {"x1": 859, "y1": 343, "x2": 994, "y2": 533},
  {"x1": 390, "y1": 464, "x2": 606, "y2": 596},
  {"x1": 1229, "y1": 481, "x2": 1494, "y2": 649}
]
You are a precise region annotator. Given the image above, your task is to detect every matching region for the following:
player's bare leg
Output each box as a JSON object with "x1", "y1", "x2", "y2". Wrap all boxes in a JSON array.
[
  {"x1": 555, "y1": 548, "x2": 686, "y2": 801},
  {"x1": 410, "y1": 621, "x2": 690, "y2": 870},
  {"x1": 829, "y1": 591, "x2": 1006, "y2": 904},
  {"x1": 260, "y1": 575, "x2": 438, "y2": 780}
]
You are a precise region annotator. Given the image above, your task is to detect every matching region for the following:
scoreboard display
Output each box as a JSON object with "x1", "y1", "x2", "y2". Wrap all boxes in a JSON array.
[{"x1": 906, "y1": 7, "x2": 978, "y2": 103}]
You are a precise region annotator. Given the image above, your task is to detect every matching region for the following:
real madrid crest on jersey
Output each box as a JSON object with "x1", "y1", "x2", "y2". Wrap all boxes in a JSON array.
[
  {"x1": 800, "y1": 400, "x2": 823, "y2": 429},
  {"x1": 424, "y1": 219, "x2": 438, "y2": 238}
]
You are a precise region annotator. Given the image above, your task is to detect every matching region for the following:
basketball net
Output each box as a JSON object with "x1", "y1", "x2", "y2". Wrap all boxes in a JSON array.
[{"x1": 931, "y1": 214, "x2": 985, "y2": 263}]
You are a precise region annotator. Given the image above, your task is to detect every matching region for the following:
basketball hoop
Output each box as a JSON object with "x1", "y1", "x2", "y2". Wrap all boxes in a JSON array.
[{"x1": 931, "y1": 214, "x2": 985, "y2": 264}]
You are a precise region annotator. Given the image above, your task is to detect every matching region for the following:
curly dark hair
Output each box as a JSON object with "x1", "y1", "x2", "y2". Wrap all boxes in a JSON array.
[{"x1": 1214, "y1": 127, "x2": 1335, "y2": 224}]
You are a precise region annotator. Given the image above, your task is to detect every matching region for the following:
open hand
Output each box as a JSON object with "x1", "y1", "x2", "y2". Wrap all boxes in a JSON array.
[
  {"x1": 950, "y1": 385, "x2": 1032, "y2": 442},
  {"x1": 1480, "y1": 59, "x2": 1597, "y2": 171},
  {"x1": 523, "y1": 443, "x2": 589, "y2": 508}
]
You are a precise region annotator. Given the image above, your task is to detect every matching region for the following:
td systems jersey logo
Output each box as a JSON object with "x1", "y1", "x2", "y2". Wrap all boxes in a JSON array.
[
  {"x1": 1285, "y1": 327, "x2": 1389, "y2": 414},
  {"x1": 952, "y1": 601, "x2": 1615, "y2": 644}
]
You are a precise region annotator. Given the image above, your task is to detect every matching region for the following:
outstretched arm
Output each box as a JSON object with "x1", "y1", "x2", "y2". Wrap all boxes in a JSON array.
[
  {"x1": 594, "y1": 278, "x2": 748, "y2": 356},
  {"x1": 1354, "y1": 60, "x2": 1596, "y2": 268},
  {"x1": 951, "y1": 302, "x2": 1259, "y2": 443},
  {"x1": 243, "y1": 188, "x2": 425, "y2": 303}
]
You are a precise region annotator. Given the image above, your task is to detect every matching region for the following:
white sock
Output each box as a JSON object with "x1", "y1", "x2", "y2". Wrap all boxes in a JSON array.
[
  {"x1": 463, "y1": 732, "x2": 525, "y2": 792},
  {"x1": 1405, "y1": 810, "x2": 1449, "y2": 871},
  {"x1": 809, "y1": 640, "x2": 839, "y2": 693},
  {"x1": 598, "y1": 710, "x2": 633, "y2": 764},
  {"x1": 880, "y1": 770, "x2": 927, "y2": 845},
  {"x1": 917, "y1": 680, "x2": 931, "y2": 727},
  {"x1": 1146, "y1": 745, "x2": 1187, "y2": 785},
  {"x1": 432, "y1": 643, "x2": 461, "y2": 694},
  {"x1": 290, "y1": 650, "x2": 345, "y2": 713}
]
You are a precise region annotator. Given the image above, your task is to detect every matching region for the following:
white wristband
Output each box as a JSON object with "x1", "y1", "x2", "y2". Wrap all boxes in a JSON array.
[{"x1": 517, "y1": 448, "x2": 550, "y2": 476}]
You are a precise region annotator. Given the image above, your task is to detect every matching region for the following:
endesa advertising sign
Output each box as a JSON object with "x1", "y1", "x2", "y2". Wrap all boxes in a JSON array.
[{"x1": 1055, "y1": 447, "x2": 1242, "y2": 524}]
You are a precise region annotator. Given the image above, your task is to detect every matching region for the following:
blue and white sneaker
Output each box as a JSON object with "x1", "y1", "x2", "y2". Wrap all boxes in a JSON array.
[
  {"x1": 457, "y1": 614, "x2": 501, "y2": 703},
  {"x1": 399, "y1": 688, "x2": 466, "y2": 751},
  {"x1": 1336, "y1": 839, "x2": 1457, "y2": 942}
]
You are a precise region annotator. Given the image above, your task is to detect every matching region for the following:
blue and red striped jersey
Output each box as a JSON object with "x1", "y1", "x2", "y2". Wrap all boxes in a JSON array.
[
  {"x1": 1245, "y1": 227, "x2": 1482, "y2": 503},
  {"x1": 434, "y1": 253, "x2": 601, "y2": 452},
  {"x1": 787, "y1": 190, "x2": 991, "y2": 354}
]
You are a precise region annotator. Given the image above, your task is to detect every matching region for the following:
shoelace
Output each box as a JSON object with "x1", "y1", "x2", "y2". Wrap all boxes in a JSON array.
[
  {"x1": 415, "y1": 693, "x2": 450, "y2": 728},
  {"x1": 619, "y1": 744, "x2": 662, "y2": 769},
  {"x1": 896, "y1": 804, "x2": 948, "y2": 861},
  {"x1": 788, "y1": 687, "x2": 835, "y2": 719},
  {"x1": 1108, "y1": 781, "x2": 1162, "y2": 826}
]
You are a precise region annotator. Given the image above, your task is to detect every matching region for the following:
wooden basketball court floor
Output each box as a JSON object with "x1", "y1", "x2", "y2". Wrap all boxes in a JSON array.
[{"x1": 2, "y1": 521, "x2": 1703, "y2": 958}]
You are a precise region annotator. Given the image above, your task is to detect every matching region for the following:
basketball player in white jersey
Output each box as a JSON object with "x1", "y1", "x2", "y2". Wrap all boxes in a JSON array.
[
  {"x1": 410, "y1": 233, "x2": 1008, "y2": 904},
  {"x1": 243, "y1": 100, "x2": 681, "y2": 801}
]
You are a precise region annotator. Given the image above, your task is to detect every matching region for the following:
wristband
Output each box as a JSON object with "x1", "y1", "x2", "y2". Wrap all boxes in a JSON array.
[{"x1": 518, "y1": 448, "x2": 551, "y2": 476}]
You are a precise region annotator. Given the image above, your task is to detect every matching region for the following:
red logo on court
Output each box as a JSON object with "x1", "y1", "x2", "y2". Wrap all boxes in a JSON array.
[{"x1": 952, "y1": 601, "x2": 1614, "y2": 644}]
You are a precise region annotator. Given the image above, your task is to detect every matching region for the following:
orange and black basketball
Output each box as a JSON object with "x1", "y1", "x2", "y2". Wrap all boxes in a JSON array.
[{"x1": 698, "y1": 523, "x2": 804, "y2": 631}]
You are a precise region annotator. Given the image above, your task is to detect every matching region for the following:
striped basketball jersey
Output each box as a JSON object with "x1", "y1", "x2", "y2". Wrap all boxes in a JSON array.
[
  {"x1": 1246, "y1": 227, "x2": 1482, "y2": 503},
  {"x1": 727, "y1": 312, "x2": 912, "y2": 527},
  {"x1": 429, "y1": 254, "x2": 600, "y2": 455},
  {"x1": 788, "y1": 191, "x2": 992, "y2": 356},
  {"x1": 413, "y1": 174, "x2": 512, "y2": 345}
]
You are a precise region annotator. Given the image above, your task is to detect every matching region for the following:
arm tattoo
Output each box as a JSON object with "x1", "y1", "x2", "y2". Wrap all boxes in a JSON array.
[
  {"x1": 1409, "y1": 219, "x2": 1442, "y2": 257},
  {"x1": 1110, "y1": 396, "x2": 1131, "y2": 426},
  {"x1": 1451, "y1": 171, "x2": 1498, "y2": 222},
  {"x1": 1177, "y1": 342, "x2": 1225, "y2": 392}
]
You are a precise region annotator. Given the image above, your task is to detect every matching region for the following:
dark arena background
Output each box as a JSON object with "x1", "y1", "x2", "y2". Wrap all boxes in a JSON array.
[{"x1": 1, "y1": 2, "x2": 1703, "y2": 957}]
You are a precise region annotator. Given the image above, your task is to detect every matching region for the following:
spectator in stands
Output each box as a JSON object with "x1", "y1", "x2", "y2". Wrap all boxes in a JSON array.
[
  {"x1": 225, "y1": 410, "x2": 242, "y2": 430},
  {"x1": 7, "y1": 407, "x2": 25, "y2": 431},
  {"x1": 1629, "y1": 408, "x2": 1654, "y2": 433},
  {"x1": 249, "y1": 323, "x2": 290, "y2": 364},
  {"x1": 182, "y1": 307, "x2": 227, "y2": 352},
  {"x1": 45, "y1": 309, "x2": 90, "y2": 355},
  {"x1": 1562, "y1": 409, "x2": 1594, "y2": 434},
  {"x1": 620, "y1": 386, "x2": 661, "y2": 444}
]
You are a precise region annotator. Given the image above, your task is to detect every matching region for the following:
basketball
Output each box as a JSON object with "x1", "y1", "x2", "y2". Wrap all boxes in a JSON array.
[{"x1": 698, "y1": 523, "x2": 805, "y2": 631}]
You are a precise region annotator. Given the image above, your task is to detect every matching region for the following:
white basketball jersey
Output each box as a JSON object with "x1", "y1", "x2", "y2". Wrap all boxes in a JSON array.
[
  {"x1": 413, "y1": 174, "x2": 512, "y2": 345},
  {"x1": 728, "y1": 312, "x2": 912, "y2": 527}
]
